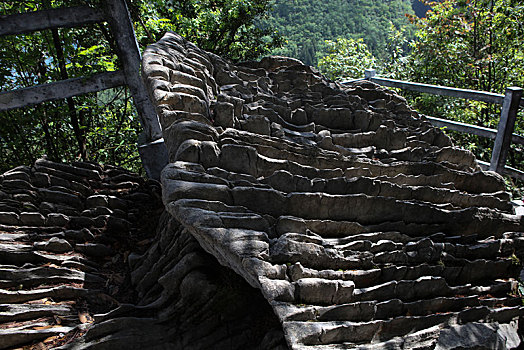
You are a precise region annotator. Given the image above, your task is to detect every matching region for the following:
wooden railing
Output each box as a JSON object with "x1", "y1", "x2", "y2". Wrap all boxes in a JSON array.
[
  {"x1": 0, "y1": 0, "x2": 168, "y2": 179},
  {"x1": 343, "y1": 69, "x2": 524, "y2": 181}
]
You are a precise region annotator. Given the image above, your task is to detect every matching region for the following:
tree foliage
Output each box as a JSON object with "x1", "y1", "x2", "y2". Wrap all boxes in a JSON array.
[
  {"x1": 316, "y1": 22, "x2": 411, "y2": 82},
  {"x1": 0, "y1": 0, "x2": 282, "y2": 173},
  {"x1": 264, "y1": 0, "x2": 415, "y2": 66},
  {"x1": 409, "y1": 0, "x2": 524, "y2": 93},
  {"x1": 0, "y1": 0, "x2": 138, "y2": 172},
  {"x1": 317, "y1": 38, "x2": 376, "y2": 80},
  {"x1": 405, "y1": 0, "x2": 524, "y2": 173},
  {"x1": 130, "y1": 0, "x2": 283, "y2": 61}
]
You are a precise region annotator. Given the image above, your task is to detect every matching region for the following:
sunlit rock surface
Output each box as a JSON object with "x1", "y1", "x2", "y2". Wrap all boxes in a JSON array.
[
  {"x1": 142, "y1": 32, "x2": 524, "y2": 349},
  {"x1": 2, "y1": 31, "x2": 523, "y2": 349}
]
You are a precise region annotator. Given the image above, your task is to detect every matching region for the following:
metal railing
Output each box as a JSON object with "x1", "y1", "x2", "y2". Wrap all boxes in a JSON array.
[{"x1": 343, "y1": 69, "x2": 524, "y2": 181}]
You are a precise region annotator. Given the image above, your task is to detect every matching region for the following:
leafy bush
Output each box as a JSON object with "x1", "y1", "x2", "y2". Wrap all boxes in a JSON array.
[{"x1": 317, "y1": 38, "x2": 375, "y2": 80}]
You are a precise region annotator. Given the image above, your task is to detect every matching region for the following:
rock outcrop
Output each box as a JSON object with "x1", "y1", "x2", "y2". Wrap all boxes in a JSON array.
[
  {"x1": 0, "y1": 159, "x2": 163, "y2": 349},
  {"x1": 1, "y1": 31, "x2": 524, "y2": 349},
  {"x1": 0, "y1": 159, "x2": 284, "y2": 349},
  {"x1": 139, "y1": 32, "x2": 524, "y2": 349}
]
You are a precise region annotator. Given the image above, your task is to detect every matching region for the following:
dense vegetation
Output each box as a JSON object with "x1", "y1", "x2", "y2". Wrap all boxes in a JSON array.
[
  {"x1": 0, "y1": 0, "x2": 282, "y2": 173},
  {"x1": 406, "y1": 0, "x2": 524, "y2": 193},
  {"x1": 131, "y1": 0, "x2": 284, "y2": 61},
  {"x1": 263, "y1": 0, "x2": 415, "y2": 66},
  {"x1": 0, "y1": 0, "x2": 128, "y2": 171},
  {"x1": 317, "y1": 37, "x2": 376, "y2": 81}
]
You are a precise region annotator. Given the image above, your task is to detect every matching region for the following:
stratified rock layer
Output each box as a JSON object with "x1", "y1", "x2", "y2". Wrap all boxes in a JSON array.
[
  {"x1": 0, "y1": 159, "x2": 286, "y2": 350},
  {"x1": 142, "y1": 32, "x2": 524, "y2": 349},
  {"x1": 72, "y1": 211, "x2": 287, "y2": 350},
  {"x1": 0, "y1": 159, "x2": 163, "y2": 349}
]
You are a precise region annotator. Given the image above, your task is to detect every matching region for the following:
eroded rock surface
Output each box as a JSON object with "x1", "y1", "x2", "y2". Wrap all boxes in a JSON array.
[
  {"x1": 3, "y1": 32, "x2": 524, "y2": 349},
  {"x1": 0, "y1": 159, "x2": 285, "y2": 350},
  {"x1": 141, "y1": 32, "x2": 524, "y2": 349},
  {"x1": 0, "y1": 159, "x2": 163, "y2": 349}
]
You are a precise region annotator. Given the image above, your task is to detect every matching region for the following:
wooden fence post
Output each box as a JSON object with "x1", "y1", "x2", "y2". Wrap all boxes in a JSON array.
[
  {"x1": 489, "y1": 87, "x2": 523, "y2": 173},
  {"x1": 0, "y1": 2, "x2": 168, "y2": 179},
  {"x1": 105, "y1": 0, "x2": 167, "y2": 180},
  {"x1": 105, "y1": 0, "x2": 161, "y2": 141}
]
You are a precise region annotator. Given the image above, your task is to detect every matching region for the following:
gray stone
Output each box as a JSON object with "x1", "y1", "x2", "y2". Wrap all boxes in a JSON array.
[
  {"x1": 0, "y1": 212, "x2": 19, "y2": 225},
  {"x1": 214, "y1": 101, "x2": 235, "y2": 128},
  {"x1": 3, "y1": 171, "x2": 31, "y2": 182},
  {"x1": 68, "y1": 216, "x2": 95, "y2": 229},
  {"x1": 75, "y1": 243, "x2": 113, "y2": 257},
  {"x1": 86, "y1": 195, "x2": 108, "y2": 208},
  {"x1": 2, "y1": 179, "x2": 34, "y2": 190},
  {"x1": 435, "y1": 322, "x2": 520, "y2": 350},
  {"x1": 239, "y1": 115, "x2": 271, "y2": 135},
  {"x1": 39, "y1": 189, "x2": 83, "y2": 209},
  {"x1": 19, "y1": 212, "x2": 45, "y2": 226},
  {"x1": 34, "y1": 237, "x2": 73, "y2": 253},
  {"x1": 64, "y1": 228, "x2": 95, "y2": 242},
  {"x1": 295, "y1": 278, "x2": 355, "y2": 305}
]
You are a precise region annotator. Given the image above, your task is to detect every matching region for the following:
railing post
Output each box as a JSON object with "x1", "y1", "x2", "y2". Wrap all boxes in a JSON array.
[
  {"x1": 365, "y1": 69, "x2": 376, "y2": 80},
  {"x1": 489, "y1": 87, "x2": 523, "y2": 173},
  {"x1": 105, "y1": 0, "x2": 167, "y2": 180},
  {"x1": 105, "y1": 0, "x2": 161, "y2": 142}
]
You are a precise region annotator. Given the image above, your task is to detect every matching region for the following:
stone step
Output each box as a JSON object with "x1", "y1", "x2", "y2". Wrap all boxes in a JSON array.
[
  {"x1": 0, "y1": 303, "x2": 73, "y2": 323},
  {"x1": 261, "y1": 173, "x2": 511, "y2": 212},
  {"x1": 215, "y1": 135, "x2": 503, "y2": 195},
  {"x1": 0, "y1": 266, "x2": 103, "y2": 289},
  {"x1": 0, "y1": 325, "x2": 75, "y2": 349},
  {"x1": 0, "y1": 285, "x2": 92, "y2": 303}
]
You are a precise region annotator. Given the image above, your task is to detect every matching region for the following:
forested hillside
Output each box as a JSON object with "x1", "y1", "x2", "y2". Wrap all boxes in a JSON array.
[{"x1": 263, "y1": 0, "x2": 415, "y2": 66}]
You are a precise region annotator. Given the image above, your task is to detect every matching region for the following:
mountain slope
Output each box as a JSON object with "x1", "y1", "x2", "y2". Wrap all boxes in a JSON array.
[{"x1": 263, "y1": 0, "x2": 415, "y2": 66}]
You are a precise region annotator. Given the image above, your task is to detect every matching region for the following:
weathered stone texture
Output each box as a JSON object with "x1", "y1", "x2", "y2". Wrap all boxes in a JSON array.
[
  {"x1": 0, "y1": 163, "x2": 286, "y2": 349},
  {"x1": 2, "y1": 31, "x2": 523, "y2": 349},
  {"x1": 140, "y1": 32, "x2": 524, "y2": 349},
  {"x1": 0, "y1": 159, "x2": 164, "y2": 349}
]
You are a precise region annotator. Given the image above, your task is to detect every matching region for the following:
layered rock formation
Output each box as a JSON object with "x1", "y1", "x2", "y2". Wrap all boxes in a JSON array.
[
  {"x1": 2, "y1": 31, "x2": 524, "y2": 349},
  {"x1": 0, "y1": 159, "x2": 283, "y2": 349},
  {"x1": 0, "y1": 159, "x2": 163, "y2": 349},
  {"x1": 140, "y1": 32, "x2": 524, "y2": 349}
]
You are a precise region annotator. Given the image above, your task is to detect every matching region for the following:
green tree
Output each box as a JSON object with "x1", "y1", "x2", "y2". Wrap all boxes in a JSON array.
[
  {"x1": 317, "y1": 38, "x2": 376, "y2": 80},
  {"x1": 0, "y1": 0, "x2": 138, "y2": 171},
  {"x1": 409, "y1": 0, "x2": 524, "y2": 95},
  {"x1": 129, "y1": 0, "x2": 283, "y2": 62},
  {"x1": 0, "y1": 0, "x2": 282, "y2": 173},
  {"x1": 381, "y1": 22, "x2": 411, "y2": 79},
  {"x1": 406, "y1": 0, "x2": 524, "y2": 171}
]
